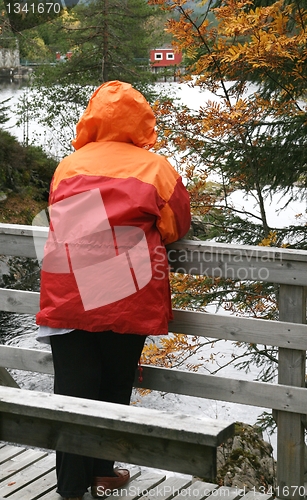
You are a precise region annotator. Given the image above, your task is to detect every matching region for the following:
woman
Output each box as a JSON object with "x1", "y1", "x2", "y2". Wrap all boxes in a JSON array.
[{"x1": 36, "y1": 80, "x2": 191, "y2": 500}]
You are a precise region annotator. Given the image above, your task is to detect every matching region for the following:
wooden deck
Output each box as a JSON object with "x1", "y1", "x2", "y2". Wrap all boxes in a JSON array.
[{"x1": 0, "y1": 443, "x2": 272, "y2": 500}]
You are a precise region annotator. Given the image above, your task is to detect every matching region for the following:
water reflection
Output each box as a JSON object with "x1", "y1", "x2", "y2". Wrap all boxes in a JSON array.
[
  {"x1": 0, "y1": 80, "x2": 25, "y2": 91},
  {"x1": 0, "y1": 311, "x2": 37, "y2": 344}
]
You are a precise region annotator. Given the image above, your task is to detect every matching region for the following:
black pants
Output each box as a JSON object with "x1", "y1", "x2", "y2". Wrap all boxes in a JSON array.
[{"x1": 50, "y1": 329, "x2": 146, "y2": 498}]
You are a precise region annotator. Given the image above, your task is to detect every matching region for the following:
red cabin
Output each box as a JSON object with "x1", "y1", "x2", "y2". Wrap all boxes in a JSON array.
[{"x1": 150, "y1": 47, "x2": 182, "y2": 68}]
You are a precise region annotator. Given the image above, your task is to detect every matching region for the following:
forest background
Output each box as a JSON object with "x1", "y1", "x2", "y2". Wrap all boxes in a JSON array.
[{"x1": 0, "y1": 0, "x2": 306, "y2": 436}]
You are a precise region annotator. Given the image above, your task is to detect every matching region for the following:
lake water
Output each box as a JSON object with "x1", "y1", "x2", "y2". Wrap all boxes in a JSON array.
[
  {"x1": 1, "y1": 80, "x2": 63, "y2": 157},
  {"x1": 2, "y1": 79, "x2": 303, "y2": 457}
]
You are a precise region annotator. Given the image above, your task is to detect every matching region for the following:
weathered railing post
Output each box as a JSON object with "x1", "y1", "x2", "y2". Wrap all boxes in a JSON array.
[{"x1": 277, "y1": 284, "x2": 307, "y2": 499}]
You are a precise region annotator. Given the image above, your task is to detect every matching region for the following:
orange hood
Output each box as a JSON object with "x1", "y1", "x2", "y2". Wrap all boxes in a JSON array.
[{"x1": 72, "y1": 80, "x2": 157, "y2": 150}]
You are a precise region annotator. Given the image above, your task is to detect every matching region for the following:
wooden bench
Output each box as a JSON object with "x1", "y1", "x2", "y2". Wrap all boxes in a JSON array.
[{"x1": 0, "y1": 385, "x2": 234, "y2": 482}]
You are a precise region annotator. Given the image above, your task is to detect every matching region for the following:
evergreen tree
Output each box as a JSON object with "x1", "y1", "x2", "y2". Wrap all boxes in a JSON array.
[{"x1": 30, "y1": 0, "x2": 166, "y2": 86}]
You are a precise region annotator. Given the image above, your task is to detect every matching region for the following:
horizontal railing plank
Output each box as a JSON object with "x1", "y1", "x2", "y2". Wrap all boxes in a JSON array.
[
  {"x1": 135, "y1": 366, "x2": 307, "y2": 415},
  {"x1": 0, "y1": 346, "x2": 53, "y2": 374},
  {"x1": 1, "y1": 222, "x2": 306, "y2": 262},
  {"x1": 171, "y1": 309, "x2": 307, "y2": 349},
  {"x1": 168, "y1": 239, "x2": 307, "y2": 263},
  {"x1": 1, "y1": 223, "x2": 307, "y2": 283},
  {"x1": 0, "y1": 224, "x2": 46, "y2": 260},
  {"x1": 1, "y1": 289, "x2": 307, "y2": 349},
  {"x1": 1, "y1": 345, "x2": 307, "y2": 415},
  {"x1": 0, "y1": 386, "x2": 235, "y2": 477},
  {"x1": 167, "y1": 240, "x2": 307, "y2": 286},
  {"x1": 0, "y1": 289, "x2": 39, "y2": 315}
]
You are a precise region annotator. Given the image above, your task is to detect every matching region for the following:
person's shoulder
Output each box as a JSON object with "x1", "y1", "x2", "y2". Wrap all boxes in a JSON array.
[
  {"x1": 56, "y1": 142, "x2": 94, "y2": 167},
  {"x1": 138, "y1": 146, "x2": 174, "y2": 167}
]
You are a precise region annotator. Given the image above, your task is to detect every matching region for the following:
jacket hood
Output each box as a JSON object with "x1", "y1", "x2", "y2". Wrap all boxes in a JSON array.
[{"x1": 72, "y1": 80, "x2": 157, "y2": 150}]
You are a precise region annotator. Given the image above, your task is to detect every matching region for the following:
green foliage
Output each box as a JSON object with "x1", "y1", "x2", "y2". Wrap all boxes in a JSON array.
[
  {"x1": 0, "y1": 98, "x2": 10, "y2": 126},
  {"x1": 18, "y1": 32, "x2": 53, "y2": 62},
  {"x1": 0, "y1": 129, "x2": 56, "y2": 195},
  {"x1": 0, "y1": 257, "x2": 40, "y2": 291},
  {"x1": 0, "y1": 130, "x2": 27, "y2": 190}
]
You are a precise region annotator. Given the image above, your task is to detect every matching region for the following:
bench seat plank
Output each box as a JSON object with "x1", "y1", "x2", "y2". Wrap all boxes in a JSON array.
[
  {"x1": 0, "y1": 386, "x2": 234, "y2": 447},
  {"x1": 0, "y1": 386, "x2": 235, "y2": 479}
]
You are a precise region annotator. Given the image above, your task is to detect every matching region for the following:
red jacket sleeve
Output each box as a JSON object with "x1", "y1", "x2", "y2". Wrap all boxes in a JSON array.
[{"x1": 156, "y1": 160, "x2": 191, "y2": 245}]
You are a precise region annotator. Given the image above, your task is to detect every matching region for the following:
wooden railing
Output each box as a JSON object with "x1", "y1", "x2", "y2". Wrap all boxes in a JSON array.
[{"x1": 0, "y1": 223, "x2": 307, "y2": 498}]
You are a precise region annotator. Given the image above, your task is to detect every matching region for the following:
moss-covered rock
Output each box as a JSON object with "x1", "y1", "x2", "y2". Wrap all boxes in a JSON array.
[{"x1": 216, "y1": 422, "x2": 276, "y2": 492}]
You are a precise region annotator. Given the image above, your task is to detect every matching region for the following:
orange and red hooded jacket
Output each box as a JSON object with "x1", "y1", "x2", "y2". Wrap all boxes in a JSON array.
[{"x1": 36, "y1": 80, "x2": 191, "y2": 336}]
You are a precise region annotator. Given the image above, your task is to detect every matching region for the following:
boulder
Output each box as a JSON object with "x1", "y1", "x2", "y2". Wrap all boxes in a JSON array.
[{"x1": 216, "y1": 422, "x2": 276, "y2": 491}]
